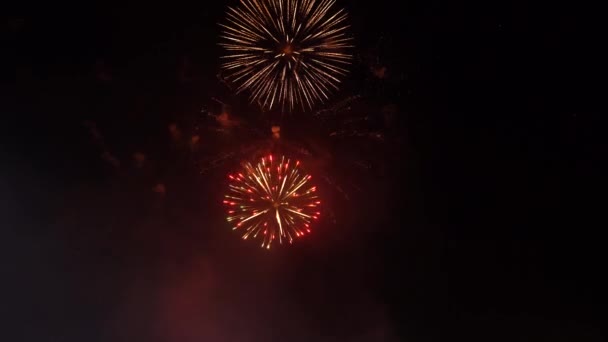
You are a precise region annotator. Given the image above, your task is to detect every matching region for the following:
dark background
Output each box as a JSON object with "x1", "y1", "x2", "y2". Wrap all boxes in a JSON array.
[{"x1": 2, "y1": 1, "x2": 594, "y2": 341}]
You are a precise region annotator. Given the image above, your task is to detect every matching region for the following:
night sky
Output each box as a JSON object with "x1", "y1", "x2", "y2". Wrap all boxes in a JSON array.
[{"x1": 3, "y1": 1, "x2": 596, "y2": 341}]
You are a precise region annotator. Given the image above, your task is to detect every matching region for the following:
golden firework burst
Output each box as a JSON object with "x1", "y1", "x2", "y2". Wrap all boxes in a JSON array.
[{"x1": 219, "y1": 0, "x2": 353, "y2": 111}]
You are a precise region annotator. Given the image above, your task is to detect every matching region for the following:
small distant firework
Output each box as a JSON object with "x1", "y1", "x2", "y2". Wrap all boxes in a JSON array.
[
  {"x1": 219, "y1": 0, "x2": 353, "y2": 111},
  {"x1": 224, "y1": 155, "x2": 320, "y2": 249}
]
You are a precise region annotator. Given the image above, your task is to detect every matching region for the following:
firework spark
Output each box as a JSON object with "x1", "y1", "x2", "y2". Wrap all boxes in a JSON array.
[
  {"x1": 224, "y1": 155, "x2": 320, "y2": 249},
  {"x1": 219, "y1": 0, "x2": 353, "y2": 111}
]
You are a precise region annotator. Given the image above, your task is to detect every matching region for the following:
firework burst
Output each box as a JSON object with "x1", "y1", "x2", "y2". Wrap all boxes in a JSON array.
[
  {"x1": 224, "y1": 155, "x2": 320, "y2": 249},
  {"x1": 219, "y1": 0, "x2": 353, "y2": 111}
]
